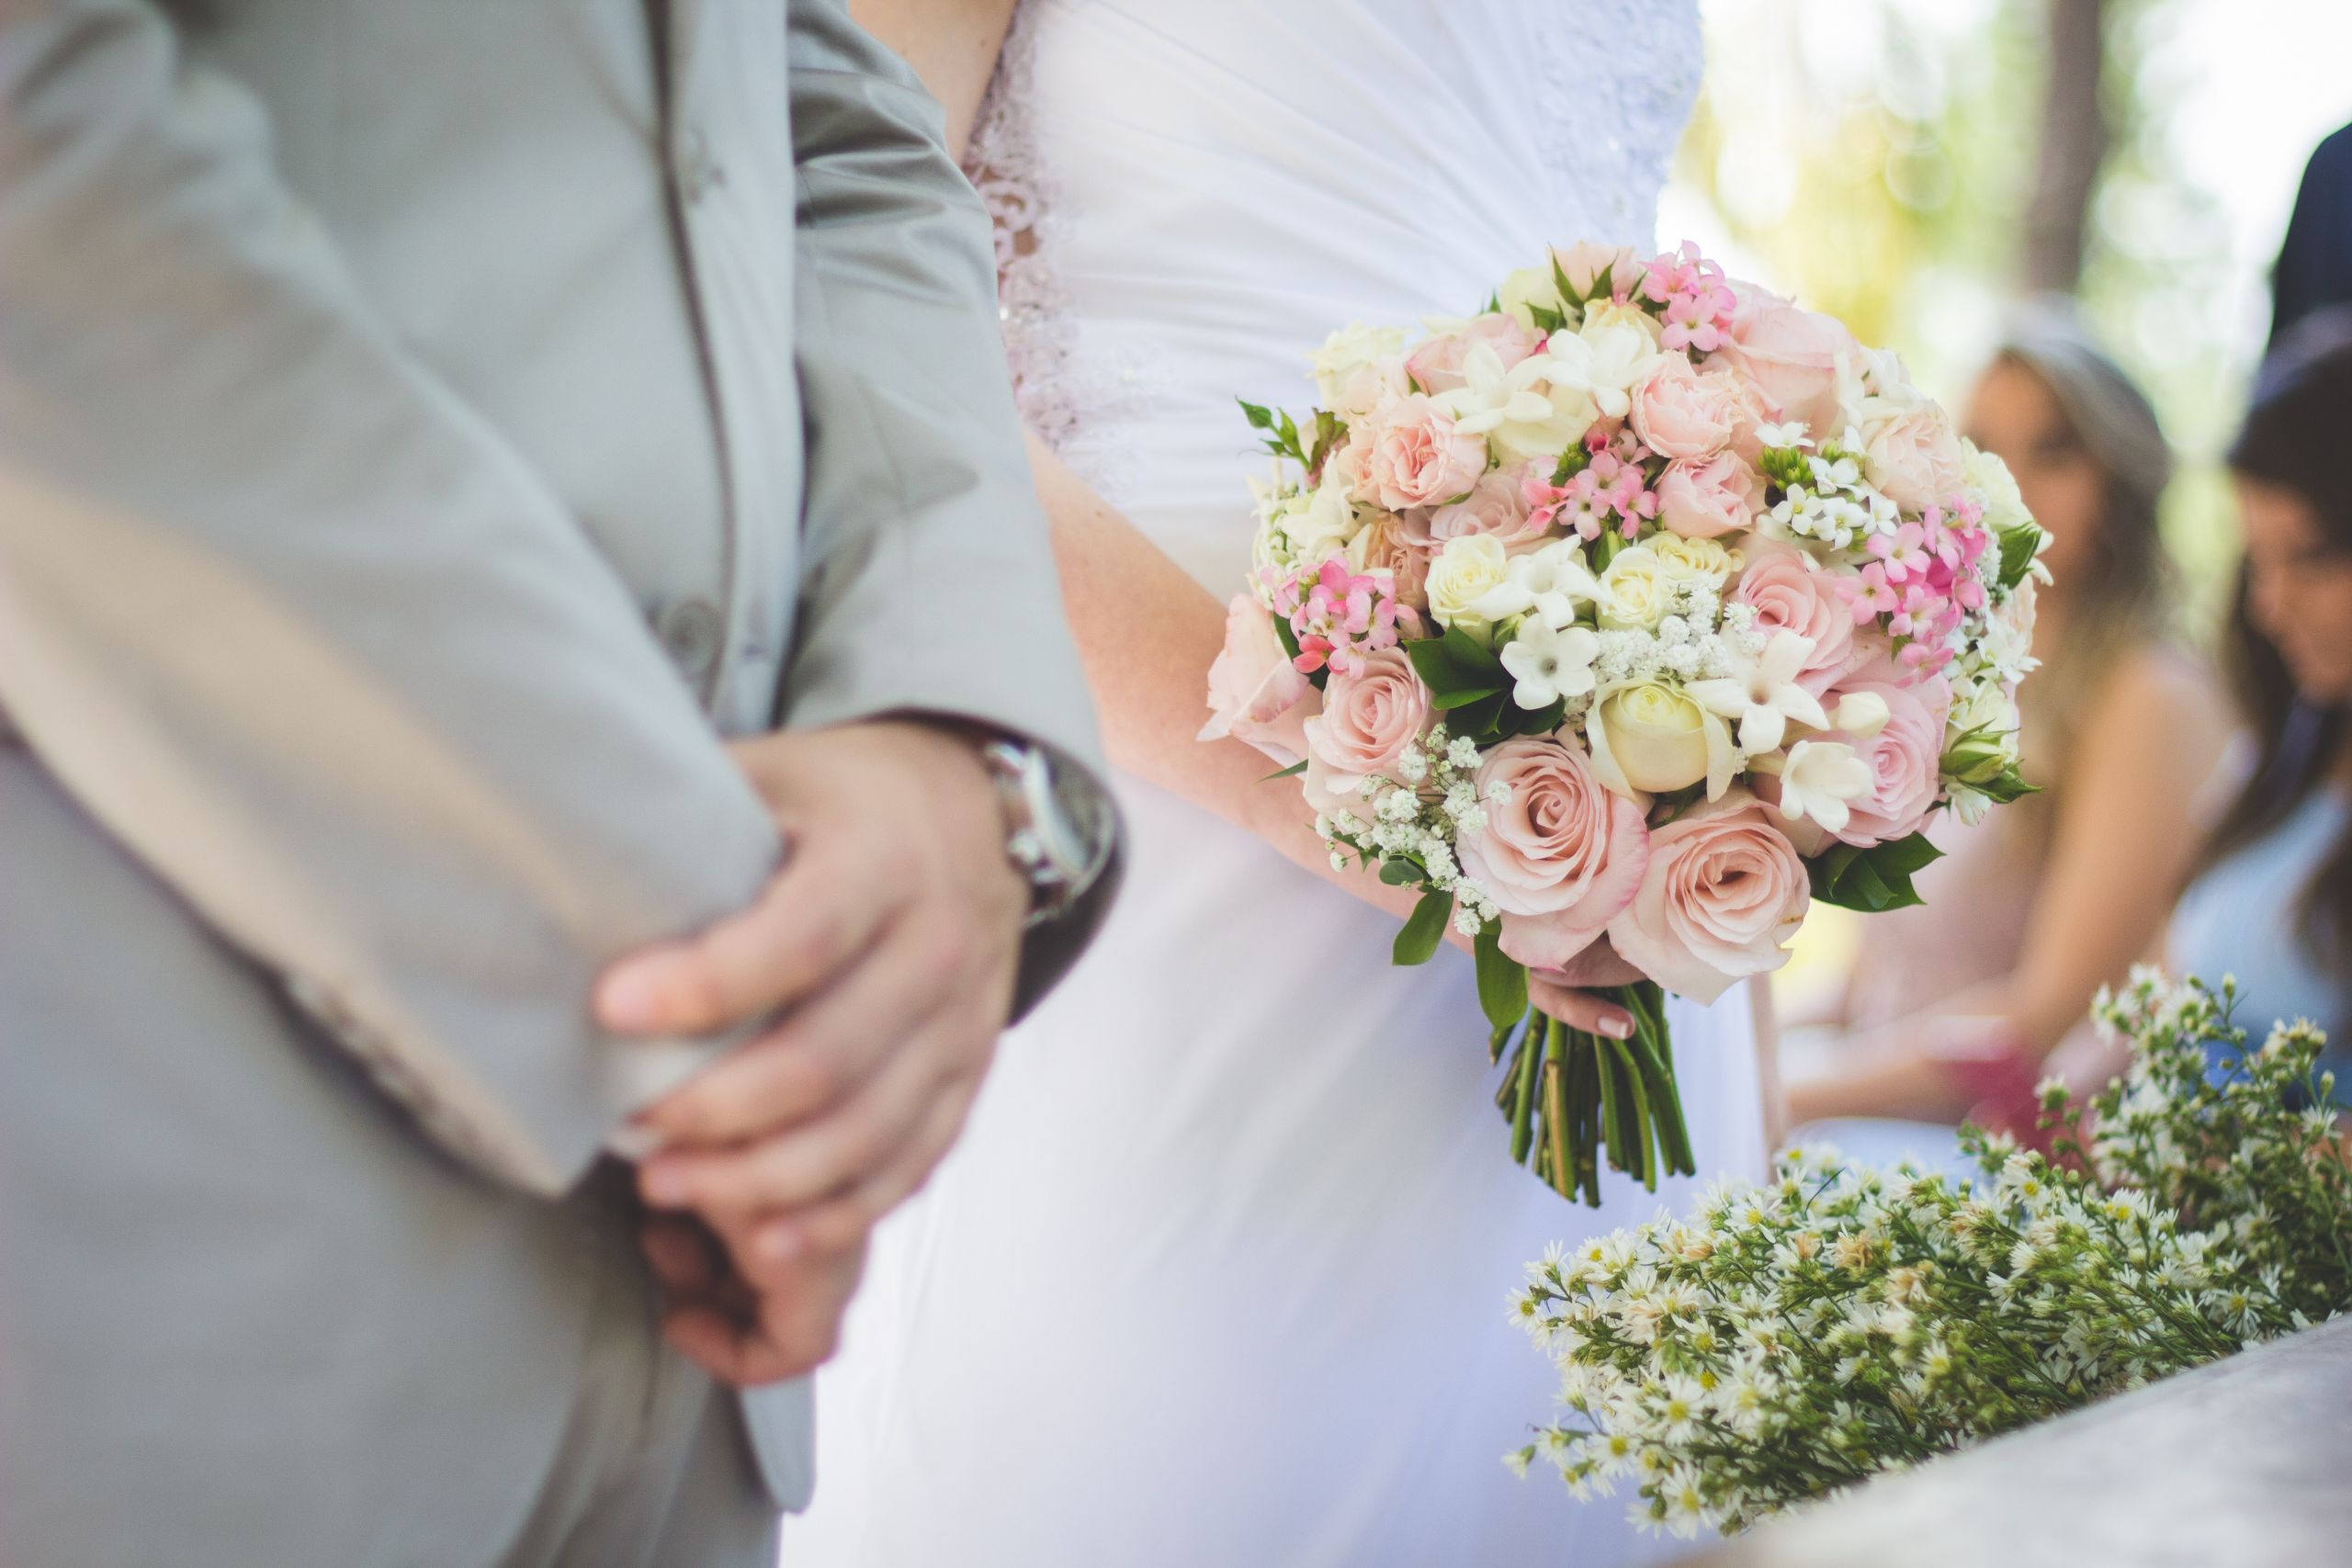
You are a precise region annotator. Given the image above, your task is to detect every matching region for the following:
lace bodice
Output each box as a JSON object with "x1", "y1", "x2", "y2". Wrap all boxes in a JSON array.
[{"x1": 963, "y1": 0, "x2": 1702, "y2": 565}]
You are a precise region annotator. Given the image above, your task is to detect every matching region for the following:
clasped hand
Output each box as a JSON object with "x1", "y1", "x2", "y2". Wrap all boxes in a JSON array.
[{"x1": 594, "y1": 719, "x2": 1028, "y2": 1385}]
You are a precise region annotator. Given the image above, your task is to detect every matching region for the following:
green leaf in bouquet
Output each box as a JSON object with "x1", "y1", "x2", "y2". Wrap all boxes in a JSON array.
[
  {"x1": 1237, "y1": 398, "x2": 1308, "y2": 465},
  {"x1": 1474, "y1": 925, "x2": 1529, "y2": 1034},
  {"x1": 1307, "y1": 410, "x2": 1347, "y2": 474},
  {"x1": 1392, "y1": 888, "x2": 1453, "y2": 966},
  {"x1": 1807, "y1": 832, "x2": 1944, "y2": 912},
  {"x1": 1550, "y1": 444, "x2": 1591, "y2": 486},
  {"x1": 1501, "y1": 697, "x2": 1567, "y2": 739},
  {"x1": 1405, "y1": 626, "x2": 1510, "y2": 705},
  {"x1": 1525, "y1": 301, "x2": 1568, "y2": 335},
  {"x1": 1448, "y1": 691, "x2": 1510, "y2": 745},
  {"x1": 1973, "y1": 762, "x2": 2040, "y2": 805},
  {"x1": 1376, "y1": 854, "x2": 1427, "y2": 886},
  {"x1": 1238, "y1": 398, "x2": 1278, "y2": 433},
  {"x1": 1997, "y1": 521, "x2": 2045, "y2": 592},
  {"x1": 1257, "y1": 758, "x2": 1308, "y2": 783}
]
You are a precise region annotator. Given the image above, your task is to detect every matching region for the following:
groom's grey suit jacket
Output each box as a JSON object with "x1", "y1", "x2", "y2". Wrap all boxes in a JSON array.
[{"x1": 0, "y1": 0, "x2": 1108, "y2": 1560}]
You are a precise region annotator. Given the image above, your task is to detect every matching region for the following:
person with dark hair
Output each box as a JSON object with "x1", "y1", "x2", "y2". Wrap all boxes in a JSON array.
[
  {"x1": 2271, "y1": 123, "x2": 2352, "y2": 349},
  {"x1": 2169, "y1": 310, "x2": 2352, "y2": 1064},
  {"x1": 1787, "y1": 302, "x2": 2233, "y2": 1142}
]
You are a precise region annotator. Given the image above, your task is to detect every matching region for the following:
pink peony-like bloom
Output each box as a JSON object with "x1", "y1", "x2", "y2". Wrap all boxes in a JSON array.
[
  {"x1": 1606, "y1": 788, "x2": 1812, "y2": 1003},
  {"x1": 1629, "y1": 356, "x2": 1739, "y2": 460},
  {"x1": 1406, "y1": 313, "x2": 1543, "y2": 397},
  {"x1": 1733, "y1": 538, "x2": 1855, "y2": 690},
  {"x1": 1711, "y1": 281, "x2": 1853, "y2": 436},
  {"x1": 1302, "y1": 647, "x2": 1431, "y2": 810},
  {"x1": 1860, "y1": 405, "x2": 1967, "y2": 513},
  {"x1": 1460, "y1": 735, "x2": 1652, "y2": 971},
  {"x1": 1351, "y1": 393, "x2": 1489, "y2": 512},
  {"x1": 1200, "y1": 593, "x2": 1319, "y2": 764},
  {"x1": 1427, "y1": 467, "x2": 1549, "y2": 551},
  {"x1": 1656, "y1": 450, "x2": 1766, "y2": 539},
  {"x1": 1822, "y1": 665, "x2": 1952, "y2": 846}
]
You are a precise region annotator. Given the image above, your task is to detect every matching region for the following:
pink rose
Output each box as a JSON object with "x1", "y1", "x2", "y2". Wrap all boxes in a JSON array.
[
  {"x1": 1200, "y1": 593, "x2": 1318, "y2": 764},
  {"x1": 1302, "y1": 647, "x2": 1430, "y2": 810},
  {"x1": 1630, "y1": 357, "x2": 1739, "y2": 460},
  {"x1": 1731, "y1": 538, "x2": 1854, "y2": 691},
  {"x1": 1712, "y1": 282, "x2": 1853, "y2": 436},
  {"x1": 1607, "y1": 789, "x2": 1812, "y2": 1002},
  {"x1": 1555, "y1": 241, "x2": 1646, "y2": 301},
  {"x1": 1407, "y1": 313, "x2": 1542, "y2": 397},
  {"x1": 1353, "y1": 394, "x2": 1488, "y2": 512},
  {"x1": 1459, "y1": 736, "x2": 1652, "y2": 971},
  {"x1": 1860, "y1": 405, "x2": 1967, "y2": 513},
  {"x1": 1656, "y1": 450, "x2": 1765, "y2": 539},
  {"x1": 1425, "y1": 468, "x2": 1549, "y2": 551},
  {"x1": 1346, "y1": 513, "x2": 1431, "y2": 615},
  {"x1": 1824, "y1": 667, "x2": 1951, "y2": 846},
  {"x1": 1330, "y1": 357, "x2": 1411, "y2": 423}
]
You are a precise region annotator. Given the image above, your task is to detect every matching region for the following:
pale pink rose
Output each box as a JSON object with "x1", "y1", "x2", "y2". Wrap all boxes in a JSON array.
[
  {"x1": 1199, "y1": 593, "x2": 1317, "y2": 764},
  {"x1": 1407, "y1": 313, "x2": 1542, "y2": 396},
  {"x1": 1346, "y1": 513, "x2": 1431, "y2": 614},
  {"x1": 1353, "y1": 394, "x2": 1489, "y2": 511},
  {"x1": 1823, "y1": 666, "x2": 1952, "y2": 846},
  {"x1": 1717, "y1": 367, "x2": 1781, "y2": 464},
  {"x1": 1712, "y1": 282, "x2": 1853, "y2": 436},
  {"x1": 1426, "y1": 468, "x2": 1549, "y2": 551},
  {"x1": 1860, "y1": 405, "x2": 1968, "y2": 513},
  {"x1": 1630, "y1": 357, "x2": 1739, "y2": 460},
  {"x1": 1555, "y1": 241, "x2": 1645, "y2": 300},
  {"x1": 1732, "y1": 538, "x2": 1854, "y2": 691},
  {"x1": 1302, "y1": 647, "x2": 1430, "y2": 810},
  {"x1": 1606, "y1": 788, "x2": 1812, "y2": 1002},
  {"x1": 1656, "y1": 450, "x2": 1765, "y2": 539},
  {"x1": 1330, "y1": 358, "x2": 1411, "y2": 423},
  {"x1": 1458, "y1": 736, "x2": 1652, "y2": 971}
]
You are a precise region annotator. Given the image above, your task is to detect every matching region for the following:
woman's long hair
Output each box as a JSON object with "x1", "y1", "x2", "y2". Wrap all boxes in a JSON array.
[
  {"x1": 2194, "y1": 312, "x2": 2352, "y2": 973},
  {"x1": 1989, "y1": 301, "x2": 2177, "y2": 777}
]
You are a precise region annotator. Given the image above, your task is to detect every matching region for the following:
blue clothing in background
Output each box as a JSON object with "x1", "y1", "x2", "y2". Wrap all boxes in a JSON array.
[
  {"x1": 2272, "y1": 123, "x2": 2352, "y2": 347},
  {"x1": 2169, "y1": 788, "x2": 2351, "y2": 1090}
]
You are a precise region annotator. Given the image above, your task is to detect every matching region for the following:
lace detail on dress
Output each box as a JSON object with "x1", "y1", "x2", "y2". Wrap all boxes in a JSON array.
[
  {"x1": 1524, "y1": 2, "x2": 1705, "y2": 247},
  {"x1": 963, "y1": 0, "x2": 1159, "y2": 501}
]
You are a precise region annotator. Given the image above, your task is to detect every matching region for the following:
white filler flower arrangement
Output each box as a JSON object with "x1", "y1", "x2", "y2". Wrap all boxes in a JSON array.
[{"x1": 1510, "y1": 972, "x2": 2352, "y2": 1539}]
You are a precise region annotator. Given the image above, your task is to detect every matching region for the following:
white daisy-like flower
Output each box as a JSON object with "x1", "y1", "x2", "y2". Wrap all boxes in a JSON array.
[
  {"x1": 1499, "y1": 619, "x2": 1602, "y2": 710},
  {"x1": 1686, "y1": 630, "x2": 1830, "y2": 755}
]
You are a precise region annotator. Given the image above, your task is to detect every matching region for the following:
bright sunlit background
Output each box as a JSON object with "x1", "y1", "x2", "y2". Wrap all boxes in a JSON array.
[{"x1": 1662, "y1": 0, "x2": 2352, "y2": 1012}]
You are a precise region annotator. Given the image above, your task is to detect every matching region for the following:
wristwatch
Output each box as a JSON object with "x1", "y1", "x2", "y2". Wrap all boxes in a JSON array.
[{"x1": 978, "y1": 738, "x2": 1115, "y2": 929}]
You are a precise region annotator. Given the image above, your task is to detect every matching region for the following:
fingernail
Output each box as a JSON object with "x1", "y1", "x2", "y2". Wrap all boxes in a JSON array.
[
  {"x1": 1600, "y1": 1013, "x2": 1634, "y2": 1040},
  {"x1": 597, "y1": 966, "x2": 666, "y2": 1032},
  {"x1": 641, "y1": 1162, "x2": 691, "y2": 1207}
]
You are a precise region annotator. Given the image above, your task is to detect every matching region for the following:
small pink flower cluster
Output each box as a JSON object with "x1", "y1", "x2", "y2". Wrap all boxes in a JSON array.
[
  {"x1": 1525, "y1": 433, "x2": 1660, "y2": 542},
  {"x1": 1639, "y1": 242, "x2": 1737, "y2": 354},
  {"x1": 1843, "y1": 502, "x2": 1993, "y2": 673},
  {"x1": 1263, "y1": 557, "x2": 1408, "y2": 678}
]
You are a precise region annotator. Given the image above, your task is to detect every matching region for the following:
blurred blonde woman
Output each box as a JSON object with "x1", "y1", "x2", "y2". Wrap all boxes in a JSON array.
[{"x1": 1788, "y1": 303, "x2": 2233, "y2": 1140}]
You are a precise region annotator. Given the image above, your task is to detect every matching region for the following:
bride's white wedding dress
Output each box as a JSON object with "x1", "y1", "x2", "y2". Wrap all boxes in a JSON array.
[{"x1": 797, "y1": 3, "x2": 1753, "y2": 1563}]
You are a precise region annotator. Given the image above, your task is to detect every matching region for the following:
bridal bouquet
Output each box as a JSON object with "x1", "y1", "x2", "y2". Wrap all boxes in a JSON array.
[
  {"x1": 1203, "y1": 241, "x2": 2044, "y2": 1202},
  {"x1": 1509, "y1": 973, "x2": 2350, "y2": 1538}
]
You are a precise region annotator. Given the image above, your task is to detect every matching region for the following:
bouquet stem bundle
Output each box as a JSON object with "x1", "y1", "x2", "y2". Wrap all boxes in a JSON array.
[{"x1": 1492, "y1": 982, "x2": 1693, "y2": 1203}]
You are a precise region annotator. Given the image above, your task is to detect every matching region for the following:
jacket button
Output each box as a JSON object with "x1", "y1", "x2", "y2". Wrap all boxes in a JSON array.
[{"x1": 658, "y1": 597, "x2": 723, "y2": 682}]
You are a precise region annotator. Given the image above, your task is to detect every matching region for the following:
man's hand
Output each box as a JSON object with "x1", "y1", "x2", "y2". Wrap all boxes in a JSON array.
[
  {"x1": 597, "y1": 718, "x2": 1028, "y2": 1267},
  {"x1": 639, "y1": 1213, "x2": 868, "y2": 1385}
]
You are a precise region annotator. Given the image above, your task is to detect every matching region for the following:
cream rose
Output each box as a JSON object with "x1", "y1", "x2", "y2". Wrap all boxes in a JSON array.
[
  {"x1": 1200, "y1": 593, "x2": 1318, "y2": 765},
  {"x1": 1596, "y1": 544, "x2": 1674, "y2": 630},
  {"x1": 1860, "y1": 404, "x2": 1968, "y2": 513},
  {"x1": 1455, "y1": 736, "x2": 1652, "y2": 971},
  {"x1": 1310, "y1": 322, "x2": 1407, "y2": 405},
  {"x1": 1606, "y1": 789, "x2": 1812, "y2": 1002},
  {"x1": 1647, "y1": 535, "x2": 1739, "y2": 588},
  {"x1": 1426, "y1": 534, "x2": 1515, "y2": 640},
  {"x1": 1302, "y1": 647, "x2": 1430, "y2": 810},
  {"x1": 1655, "y1": 451, "x2": 1766, "y2": 540},
  {"x1": 1589, "y1": 682, "x2": 1715, "y2": 795}
]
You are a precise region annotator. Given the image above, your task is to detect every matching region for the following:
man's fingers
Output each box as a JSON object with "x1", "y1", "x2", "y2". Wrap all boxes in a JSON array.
[
  {"x1": 641, "y1": 1002, "x2": 977, "y2": 1223},
  {"x1": 595, "y1": 836, "x2": 891, "y2": 1037},
  {"x1": 634, "y1": 914, "x2": 936, "y2": 1147},
  {"x1": 743, "y1": 1072, "x2": 978, "y2": 1270},
  {"x1": 1529, "y1": 977, "x2": 1636, "y2": 1039}
]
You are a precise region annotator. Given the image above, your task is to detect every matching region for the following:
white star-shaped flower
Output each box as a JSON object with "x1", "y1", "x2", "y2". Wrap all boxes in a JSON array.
[
  {"x1": 1772, "y1": 739, "x2": 1873, "y2": 834},
  {"x1": 1544, "y1": 315, "x2": 1661, "y2": 421},
  {"x1": 1499, "y1": 620, "x2": 1601, "y2": 710},
  {"x1": 1466, "y1": 538, "x2": 1600, "y2": 630},
  {"x1": 1685, "y1": 630, "x2": 1829, "y2": 755},
  {"x1": 1432, "y1": 342, "x2": 1598, "y2": 465}
]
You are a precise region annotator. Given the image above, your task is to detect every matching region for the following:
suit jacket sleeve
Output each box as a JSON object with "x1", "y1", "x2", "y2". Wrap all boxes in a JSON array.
[
  {"x1": 0, "y1": 0, "x2": 782, "y2": 1195},
  {"x1": 781, "y1": 0, "x2": 1121, "y2": 1016}
]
